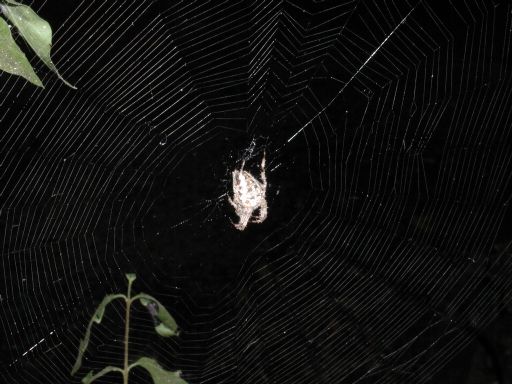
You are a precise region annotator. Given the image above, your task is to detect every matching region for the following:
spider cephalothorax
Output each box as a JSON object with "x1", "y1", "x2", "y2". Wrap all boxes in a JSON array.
[{"x1": 228, "y1": 152, "x2": 267, "y2": 231}]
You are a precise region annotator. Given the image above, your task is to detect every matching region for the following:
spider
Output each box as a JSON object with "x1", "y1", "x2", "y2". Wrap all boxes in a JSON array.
[{"x1": 228, "y1": 152, "x2": 267, "y2": 231}]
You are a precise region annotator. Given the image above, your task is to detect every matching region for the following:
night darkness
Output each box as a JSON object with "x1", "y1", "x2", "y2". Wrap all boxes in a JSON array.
[{"x1": 0, "y1": 0, "x2": 511, "y2": 383}]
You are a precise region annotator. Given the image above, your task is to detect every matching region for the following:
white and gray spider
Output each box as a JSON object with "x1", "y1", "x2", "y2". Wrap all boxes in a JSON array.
[{"x1": 228, "y1": 152, "x2": 267, "y2": 231}]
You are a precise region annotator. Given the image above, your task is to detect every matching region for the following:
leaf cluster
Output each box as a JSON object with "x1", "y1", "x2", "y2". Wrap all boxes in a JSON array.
[
  {"x1": 0, "y1": 0, "x2": 75, "y2": 88},
  {"x1": 71, "y1": 274, "x2": 187, "y2": 384}
]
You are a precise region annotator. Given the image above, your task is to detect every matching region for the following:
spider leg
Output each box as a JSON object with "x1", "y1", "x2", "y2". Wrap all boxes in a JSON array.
[
  {"x1": 230, "y1": 218, "x2": 243, "y2": 230},
  {"x1": 252, "y1": 200, "x2": 267, "y2": 223},
  {"x1": 234, "y1": 222, "x2": 246, "y2": 231},
  {"x1": 227, "y1": 196, "x2": 236, "y2": 208},
  {"x1": 233, "y1": 214, "x2": 248, "y2": 231},
  {"x1": 260, "y1": 151, "x2": 266, "y2": 188}
]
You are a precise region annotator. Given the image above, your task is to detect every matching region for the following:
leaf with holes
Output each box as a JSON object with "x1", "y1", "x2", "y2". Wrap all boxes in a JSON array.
[{"x1": 136, "y1": 293, "x2": 179, "y2": 337}]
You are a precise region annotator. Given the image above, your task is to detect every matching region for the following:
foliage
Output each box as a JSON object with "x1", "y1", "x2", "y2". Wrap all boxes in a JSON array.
[
  {"x1": 0, "y1": 0, "x2": 75, "y2": 88},
  {"x1": 71, "y1": 273, "x2": 187, "y2": 384}
]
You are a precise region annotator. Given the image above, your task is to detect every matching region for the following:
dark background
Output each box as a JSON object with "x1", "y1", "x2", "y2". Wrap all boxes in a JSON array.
[{"x1": 0, "y1": 0, "x2": 511, "y2": 383}]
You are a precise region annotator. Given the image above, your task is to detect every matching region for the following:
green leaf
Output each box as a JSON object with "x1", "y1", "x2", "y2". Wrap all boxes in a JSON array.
[
  {"x1": 135, "y1": 293, "x2": 179, "y2": 337},
  {"x1": 130, "y1": 357, "x2": 188, "y2": 384},
  {"x1": 71, "y1": 293, "x2": 126, "y2": 375},
  {"x1": 81, "y1": 366, "x2": 123, "y2": 384},
  {"x1": 0, "y1": 17, "x2": 42, "y2": 86},
  {"x1": 0, "y1": 1, "x2": 76, "y2": 88}
]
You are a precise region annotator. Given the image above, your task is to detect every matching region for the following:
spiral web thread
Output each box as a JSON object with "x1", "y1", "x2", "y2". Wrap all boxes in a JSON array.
[{"x1": 0, "y1": 0, "x2": 511, "y2": 383}]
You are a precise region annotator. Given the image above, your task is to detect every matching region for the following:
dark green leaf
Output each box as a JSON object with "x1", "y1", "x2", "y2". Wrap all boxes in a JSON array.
[
  {"x1": 81, "y1": 366, "x2": 123, "y2": 384},
  {"x1": 135, "y1": 293, "x2": 179, "y2": 337},
  {"x1": 0, "y1": 17, "x2": 42, "y2": 86},
  {"x1": 71, "y1": 293, "x2": 126, "y2": 375},
  {"x1": 1, "y1": 1, "x2": 76, "y2": 88},
  {"x1": 130, "y1": 357, "x2": 188, "y2": 384}
]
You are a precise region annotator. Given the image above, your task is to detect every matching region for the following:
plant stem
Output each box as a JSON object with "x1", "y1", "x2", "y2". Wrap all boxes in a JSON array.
[{"x1": 123, "y1": 276, "x2": 135, "y2": 384}]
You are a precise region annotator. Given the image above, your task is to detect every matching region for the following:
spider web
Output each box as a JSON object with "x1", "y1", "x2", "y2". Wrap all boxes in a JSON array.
[{"x1": 1, "y1": 0, "x2": 512, "y2": 383}]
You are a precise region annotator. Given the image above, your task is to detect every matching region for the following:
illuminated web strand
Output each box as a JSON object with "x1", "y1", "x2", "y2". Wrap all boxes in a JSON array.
[{"x1": 287, "y1": 4, "x2": 417, "y2": 143}]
